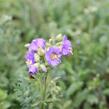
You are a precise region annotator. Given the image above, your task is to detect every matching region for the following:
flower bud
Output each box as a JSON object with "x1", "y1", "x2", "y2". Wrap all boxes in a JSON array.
[
  {"x1": 40, "y1": 64, "x2": 47, "y2": 72},
  {"x1": 24, "y1": 43, "x2": 30, "y2": 48},
  {"x1": 56, "y1": 42, "x2": 62, "y2": 46},
  {"x1": 34, "y1": 63, "x2": 39, "y2": 68},
  {"x1": 46, "y1": 42, "x2": 51, "y2": 48},
  {"x1": 49, "y1": 38, "x2": 53, "y2": 43},
  {"x1": 56, "y1": 34, "x2": 63, "y2": 41},
  {"x1": 37, "y1": 48, "x2": 45, "y2": 56},
  {"x1": 34, "y1": 53, "x2": 40, "y2": 62}
]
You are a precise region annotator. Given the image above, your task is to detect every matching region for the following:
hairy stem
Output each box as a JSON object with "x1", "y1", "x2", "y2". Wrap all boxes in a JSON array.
[{"x1": 41, "y1": 72, "x2": 48, "y2": 109}]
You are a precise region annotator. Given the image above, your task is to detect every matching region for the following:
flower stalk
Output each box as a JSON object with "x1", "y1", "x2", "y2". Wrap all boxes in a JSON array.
[{"x1": 41, "y1": 72, "x2": 48, "y2": 109}]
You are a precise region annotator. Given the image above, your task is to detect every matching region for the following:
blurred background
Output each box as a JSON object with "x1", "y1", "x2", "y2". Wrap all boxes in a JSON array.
[{"x1": 0, "y1": 0, "x2": 109, "y2": 109}]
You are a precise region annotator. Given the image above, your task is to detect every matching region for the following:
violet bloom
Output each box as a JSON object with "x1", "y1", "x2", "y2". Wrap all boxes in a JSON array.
[
  {"x1": 29, "y1": 38, "x2": 46, "y2": 52},
  {"x1": 61, "y1": 35, "x2": 72, "y2": 55},
  {"x1": 25, "y1": 51, "x2": 38, "y2": 75},
  {"x1": 29, "y1": 65, "x2": 38, "y2": 75},
  {"x1": 45, "y1": 47, "x2": 61, "y2": 67},
  {"x1": 25, "y1": 51, "x2": 35, "y2": 65}
]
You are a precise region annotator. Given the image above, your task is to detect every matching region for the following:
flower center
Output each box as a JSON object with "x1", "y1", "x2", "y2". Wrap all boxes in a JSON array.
[
  {"x1": 50, "y1": 53, "x2": 58, "y2": 60},
  {"x1": 26, "y1": 60, "x2": 32, "y2": 65}
]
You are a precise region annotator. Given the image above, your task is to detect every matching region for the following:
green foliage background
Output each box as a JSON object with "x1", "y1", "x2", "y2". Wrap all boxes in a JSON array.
[{"x1": 0, "y1": 0, "x2": 109, "y2": 109}]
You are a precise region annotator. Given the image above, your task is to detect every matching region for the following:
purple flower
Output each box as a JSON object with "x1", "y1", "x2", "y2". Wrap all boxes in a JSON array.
[
  {"x1": 61, "y1": 35, "x2": 72, "y2": 55},
  {"x1": 29, "y1": 38, "x2": 46, "y2": 52},
  {"x1": 25, "y1": 35, "x2": 73, "y2": 76},
  {"x1": 45, "y1": 47, "x2": 61, "y2": 67},
  {"x1": 25, "y1": 51, "x2": 35, "y2": 65},
  {"x1": 29, "y1": 65, "x2": 38, "y2": 75},
  {"x1": 25, "y1": 51, "x2": 38, "y2": 75}
]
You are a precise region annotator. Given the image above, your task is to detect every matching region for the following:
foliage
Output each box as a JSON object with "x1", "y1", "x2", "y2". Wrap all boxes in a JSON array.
[{"x1": 0, "y1": 0, "x2": 109, "y2": 109}]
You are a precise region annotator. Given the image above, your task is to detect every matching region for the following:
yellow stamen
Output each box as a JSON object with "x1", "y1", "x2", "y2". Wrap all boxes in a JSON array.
[
  {"x1": 26, "y1": 60, "x2": 32, "y2": 65},
  {"x1": 50, "y1": 53, "x2": 58, "y2": 60}
]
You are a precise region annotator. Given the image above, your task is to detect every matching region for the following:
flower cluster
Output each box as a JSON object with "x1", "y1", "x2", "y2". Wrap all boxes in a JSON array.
[{"x1": 25, "y1": 34, "x2": 73, "y2": 76}]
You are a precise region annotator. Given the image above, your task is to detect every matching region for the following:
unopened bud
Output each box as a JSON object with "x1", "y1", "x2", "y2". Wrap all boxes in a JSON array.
[
  {"x1": 34, "y1": 63, "x2": 39, "y2": 68},
  {"x1": 40, "y1": 64, "x2": 47, "y2": 72},
  {"x1": 49, "y1": 37, "x2": 54, "y2": 43},
  {"x1": 34, "y1": 54, "x2": 40, "y2": 61},
  {"x1": 56, "y1": 34, "x2": 63, "y2": 41},
  {"x1": 46, "y1": 42, "x2": 51, "y2": 48},
  {"x1": 24, "y1": 43, "x2": 30, "y2": 48},
  {"x1": 56, "y1": 42, "x2": 62, "y2": 46},
  {"x1": 49, "y1": 38, "x2": 52, "y2": 42},
  {"x1": 37, "y1": 48, "x2": 45, "y2": 56}
]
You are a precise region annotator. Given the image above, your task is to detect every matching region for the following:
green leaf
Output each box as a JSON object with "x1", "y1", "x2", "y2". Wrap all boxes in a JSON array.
[
  {"x1": 66, "y1": 81, "x2": 83, "y2": 97},
  {"x1": 72, "y1": 90, "x2": 88, "y2": 108},
  {"x1": 87, "y1": 94, "x2": 98, "y2": 104},
  {"x1": 0, "y1": 89, "x2": 7, "y2": 101}
]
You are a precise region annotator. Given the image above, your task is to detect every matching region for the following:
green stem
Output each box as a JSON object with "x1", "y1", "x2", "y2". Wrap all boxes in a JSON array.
[{"x1": 41, "y1": 72, "x2": 48, "y2": 109}]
